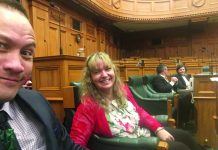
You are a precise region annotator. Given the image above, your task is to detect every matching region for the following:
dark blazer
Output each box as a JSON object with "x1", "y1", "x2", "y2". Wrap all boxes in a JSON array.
[
  {"x1": 1, "y1": 88, "x2": 85, "y2": 150},
  {"x1": 152, "y1": 75, "x2": 177, "y2": 93},
  {"x1": 173, "y1": 74, "x2": 191, "y2": 90}
]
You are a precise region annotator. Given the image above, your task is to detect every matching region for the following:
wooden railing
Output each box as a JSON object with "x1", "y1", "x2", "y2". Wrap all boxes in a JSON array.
[{"x1": 115, "y1": 57, "x2": 218, "y2": 81}]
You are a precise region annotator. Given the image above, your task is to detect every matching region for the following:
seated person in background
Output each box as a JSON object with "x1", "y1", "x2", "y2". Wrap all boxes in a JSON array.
[
  {"x1": 173, "y1": 64, "x2": 192, "y2": 91},
  {"x1": 152, "y1": 64, "x2": 192, "y2": 129},
  {"x1": 152, "y1": 64, "x2": 178, "y2": 93},
  {"x1": 70, "y1": 52, "x2": 203, "y2": 150},
  {"x1": 173, "y1": 64, "x2": 195, "y2": 130}
]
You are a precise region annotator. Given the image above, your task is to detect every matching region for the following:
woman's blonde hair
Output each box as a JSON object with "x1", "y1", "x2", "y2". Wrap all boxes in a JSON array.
[{"x1": 81, "y1": 52, "x2": 127, "y2": 111}]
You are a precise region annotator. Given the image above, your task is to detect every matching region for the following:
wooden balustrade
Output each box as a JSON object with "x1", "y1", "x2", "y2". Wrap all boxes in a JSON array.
[{"x1": 116, "y1": 57, "x2": 218, "y2": 81}]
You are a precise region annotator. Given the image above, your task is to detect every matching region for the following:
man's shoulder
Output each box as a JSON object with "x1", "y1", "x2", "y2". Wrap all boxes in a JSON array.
[
  {"x1": 17, "y1": 88, "x2": 47, "y2": 106},
  {"x1": 153, "y1": 74, "x2": 163, "y2": 80},
  {"x1": 18, "y1": 88, "x2": 43, "y2": 99}
]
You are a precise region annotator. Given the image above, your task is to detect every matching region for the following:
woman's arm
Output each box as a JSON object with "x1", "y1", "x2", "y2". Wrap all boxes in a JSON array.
[{"x1": 70, "y1": 100, "x2": 96, "y2": 148}]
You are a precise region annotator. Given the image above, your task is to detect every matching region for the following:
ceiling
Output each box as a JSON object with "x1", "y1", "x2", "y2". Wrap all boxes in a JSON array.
[
  {"x1": 58, "y1": 0, "x2": 218, "y2": 33},
  {"x1": 113, "y1": 15, "x2": 218, "y2": 32},
  {"x1": 113, "y1": 20, "x2": 189, "y2": 32}
]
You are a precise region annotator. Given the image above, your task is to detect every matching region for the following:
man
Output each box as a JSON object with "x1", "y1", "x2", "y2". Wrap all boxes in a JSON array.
[
  {"x1": 0, "y1": 0, "x2": 85, "y2": 149},
  {"x1": 152, "y1": 64, "x2": 193, "y2": 129},
  {"x1": 152, "y1": 64, "x2": 178, "y2": 93}
]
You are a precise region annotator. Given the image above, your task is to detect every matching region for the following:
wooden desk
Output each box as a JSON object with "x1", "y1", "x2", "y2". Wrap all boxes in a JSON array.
[
  {"x1": 32, "y1": 55, "x2": 85, "y2": 122},
  {"x1": 193, "y1": 74, "x2": 218, "y2": 148}
]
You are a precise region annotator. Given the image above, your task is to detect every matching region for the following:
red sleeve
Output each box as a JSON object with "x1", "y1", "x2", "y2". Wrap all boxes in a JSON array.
[
  {"x1": 70, "y1": 98, "x2": 96, "y2": 148},
  {"x1": 124, "y1": 85, "x2": 162, "y2": 132}
]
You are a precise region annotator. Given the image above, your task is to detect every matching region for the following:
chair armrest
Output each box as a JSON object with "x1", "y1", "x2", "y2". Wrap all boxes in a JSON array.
[
  {"x1": 154, "y1": 115, "x2": 175, "y2": 128},
  {"x1": 88, "y1": 134, "x2": 168, "y2": 150},
  {"x1": 146, "y1": 85, "x2": 174, "y2": 99},
  {"x1": 173, "y1": 94, "x2": 179, "y2": 109}
]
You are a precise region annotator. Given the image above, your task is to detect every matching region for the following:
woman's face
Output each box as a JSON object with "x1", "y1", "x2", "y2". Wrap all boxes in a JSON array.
[
  {"x1": 90, "y1": 59, "x2": 115, "y2": 93},
  {"x1": 178, "y1": 67, "x2": 186, "y2": 75}
]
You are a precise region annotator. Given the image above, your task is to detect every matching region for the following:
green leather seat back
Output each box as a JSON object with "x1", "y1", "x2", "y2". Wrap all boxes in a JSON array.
[
  {"x1": 70, "y1": 82, "x2": 81, "y2": 109},
  {"x1": 128, "y1": 76, "x2": 169, "y2": 115},
  {"x1": 143, "y1": 75, "x2": 158, "y2": 94},
  {"x1": 128, "y1": 76, "x2": 150, "y2": 97}
]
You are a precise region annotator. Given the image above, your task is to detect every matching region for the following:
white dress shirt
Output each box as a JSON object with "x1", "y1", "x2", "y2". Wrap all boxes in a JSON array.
[{"x1": 1, "y1": 101, "x2": 46, "y2": 150}]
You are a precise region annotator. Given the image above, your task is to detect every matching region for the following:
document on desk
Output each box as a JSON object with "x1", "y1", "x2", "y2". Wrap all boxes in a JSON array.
[{"x1": 210, "y1": 77, "x2": 218, "y2": 82}]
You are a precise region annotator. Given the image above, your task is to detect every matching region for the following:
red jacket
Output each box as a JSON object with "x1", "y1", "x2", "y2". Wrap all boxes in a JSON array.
[{"x1": 70, "y1": 85, "x2": 162, "y2": 148}]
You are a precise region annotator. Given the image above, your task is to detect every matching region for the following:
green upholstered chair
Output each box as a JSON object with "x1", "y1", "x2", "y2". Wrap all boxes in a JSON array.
[
  {"x1": 128, "y1": 76, "x2": 173, "y2": 116},
  {"x1": 142, "y1": 75, "x2": 179, "y2": 124},
  {"x1": 88, "y1": 135, "x2": 162, "y2": 150},
  {"x1": 62, "y1": 82, "x2": 170, "y2": 150}
]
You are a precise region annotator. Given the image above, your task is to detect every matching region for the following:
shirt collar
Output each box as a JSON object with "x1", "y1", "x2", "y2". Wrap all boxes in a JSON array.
[
  {"x1": 0, "y1": 101, "x2": 16, "y2": 120},
  {"x1": 160, "y1": 74, "x2": 166, "y2": 78}
]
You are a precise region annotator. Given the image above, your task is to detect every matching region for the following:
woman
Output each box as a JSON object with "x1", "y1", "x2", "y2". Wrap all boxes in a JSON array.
[
  {"x1": 173, "y1": 64, "x2": 195, "y2": 129},
  {"x1": 70, "y1": 52, "x2": 203, "y2": 150},
  {"x1": 174, "y1": 64, "x2": 192, "y2": 90}
]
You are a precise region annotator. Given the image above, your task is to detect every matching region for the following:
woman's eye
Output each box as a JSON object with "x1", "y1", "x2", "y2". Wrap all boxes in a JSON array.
[
  {"x1": 106, "y1": 67, "x2": 111, "y2": 71},
  {"x1": 92, "y1": 70, "x2": 99, "y2": 74}
]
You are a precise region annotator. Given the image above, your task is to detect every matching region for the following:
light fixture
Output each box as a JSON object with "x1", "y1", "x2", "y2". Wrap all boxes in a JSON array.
[{"x1": 76, "y1": 34, "x2": 81, "y2": 43}]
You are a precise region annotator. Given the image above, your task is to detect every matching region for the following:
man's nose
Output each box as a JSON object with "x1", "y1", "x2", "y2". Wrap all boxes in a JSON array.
[{"x1": 3, "y1": 52, "x2": 24, "y2": 73}]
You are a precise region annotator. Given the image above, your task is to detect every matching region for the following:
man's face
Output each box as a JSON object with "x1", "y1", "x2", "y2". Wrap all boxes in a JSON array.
[
  {"x1": 0, "y1": 6, "x2": 35, "y2": 101},
  {"x1": 162, "y1": 66, "x2": 168, "y2": 76}
]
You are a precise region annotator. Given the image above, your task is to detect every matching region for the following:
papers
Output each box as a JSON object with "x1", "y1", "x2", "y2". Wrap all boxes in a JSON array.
[{"x1": 210, "y1": 77, "x2": 218, "y2": 82}]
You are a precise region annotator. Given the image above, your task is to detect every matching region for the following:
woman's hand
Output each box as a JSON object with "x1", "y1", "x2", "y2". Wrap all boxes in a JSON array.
[{"x1": 155, "y1": 127, "x2": 174, "y2": 141}]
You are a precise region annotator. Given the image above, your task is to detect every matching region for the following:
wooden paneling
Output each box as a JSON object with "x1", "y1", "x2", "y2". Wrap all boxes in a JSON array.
[
  {"x1": 194, "y1": 75, "x2": 218, "y2": 97},
  {"x1": 193, "y1": 75, "x2": 218, "y2": 148},
  {"x1": 194, "y1": 97, "x2": 218, "y2": 148},
  {"x1": 86, "y1": 35, "x2": 97, "y2": 56},
  {"x1": 30, "y1": 0, "x2": 120, "y2": 59},
  {"x1": 32, "y1": 56, "x2": 85, "y2": 121},
  {"x1": 68, "y1": 65, "x2": 84, "y2": 82},
  {"x1": 49, "y1": 101, "x2": 64, "y2": 123},
  {"x1": 66, "y1": 31, "x2": 84, "y2": 56},
  {"x1": 31, "y1": 2, "x2": 49, "y2": 57},
  {"x1": 48, "y1": 23, "x2": 60, "y2": 55}
]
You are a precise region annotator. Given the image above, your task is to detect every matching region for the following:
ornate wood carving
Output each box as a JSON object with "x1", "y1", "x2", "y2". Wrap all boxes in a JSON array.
[
  {"x1": 192, "y1": 0, "x2": 206, "y2": 7},
  {"x1": 112, "y1": 0, "x2": 121, "y2": 9},
  {"x1": 81, "y1": 0, "x2": 218, "y2": 22},
  {"x1": 49, "y1": 9, "x2": 65, "y2": 25}
]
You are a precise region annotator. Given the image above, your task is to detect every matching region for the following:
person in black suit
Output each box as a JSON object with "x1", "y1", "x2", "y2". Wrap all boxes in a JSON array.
[
  {"x1": 174, "y1": 64, "x2": 192, "y2": 90},
  {"x1": 173, "y1": 64, "x2": 195, "y2": 130},
  {"x1": 152, "y1": 64, "x2": 192, "y2": 129},
  {"x1": 152, "y1": 64, "x2": 178, "y2": 93},
  {"x1": 0, "y1": 0, "x2": 85, "y2": 149}
]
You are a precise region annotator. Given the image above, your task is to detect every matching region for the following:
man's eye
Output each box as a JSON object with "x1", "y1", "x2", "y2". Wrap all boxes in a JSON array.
[
  {"x1": 0, "y1": 43, "x2": 7, "y2": 50},
  {"x1": 21, "y1": 50, "x2": 33, "y2": 59}
]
